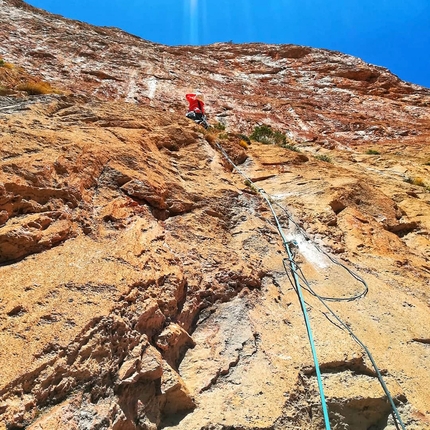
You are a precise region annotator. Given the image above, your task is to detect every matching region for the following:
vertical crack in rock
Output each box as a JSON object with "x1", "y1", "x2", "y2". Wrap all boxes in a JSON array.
[{"x1": 199, "y1": 336, "x2": 258, "y2": 394}]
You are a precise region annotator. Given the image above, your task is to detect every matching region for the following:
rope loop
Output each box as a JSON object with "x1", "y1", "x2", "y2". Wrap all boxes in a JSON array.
[{"x1": 215, "y1": 141, "x2": 406, "y2": 430}]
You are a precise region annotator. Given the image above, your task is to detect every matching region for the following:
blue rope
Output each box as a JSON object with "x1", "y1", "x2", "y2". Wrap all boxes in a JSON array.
[
  {"x1": 216, "y1": 142, "x2": 332, "y2": 429},
  {"x1": 267, "y1": 199, "x2": 332, "y2": 429},
  {"x1": 215, "y1": 141, "x2": 407, "y2": 430}
]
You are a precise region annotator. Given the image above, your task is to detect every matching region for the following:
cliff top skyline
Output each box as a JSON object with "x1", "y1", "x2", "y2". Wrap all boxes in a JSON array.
[{"x1": 26, "y1": 0, "x2": 430, "y2": 89}]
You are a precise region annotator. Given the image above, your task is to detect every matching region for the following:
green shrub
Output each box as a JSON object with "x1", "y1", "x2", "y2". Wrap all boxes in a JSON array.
[
  {"x1": 250, "y1": 125, "x2": 286, "y2": 145},
  {"x1": 281, "y1": 143, "x2": 301, "y2": 152},
  {"x1": 0, "y1": 59, "x2": 13, "y2": 69},
  {"x1": 244, "y1": 179, "x2": 258, "y2": 194},
  {"x1": 16, "y1": 81, "x2": 56, "y2": 95},
  {"x1": 315, "y1": 154, "x2": 332, "y2": 163},
  {"x1": 238, "y1": 133, "x2": 251, "y2": 144},
  {"x1": 405, "y1": 177, "x2": 426, "y2": 187},
  {"x1": 404, "y1": 177, "x2": 429, "y2": 191},
  {"x1": 212, "y1": 121, "x2": 226, "y2": 131},
  {"x1": 366, "y1": 149, "x2": 380, "y2": 155}
]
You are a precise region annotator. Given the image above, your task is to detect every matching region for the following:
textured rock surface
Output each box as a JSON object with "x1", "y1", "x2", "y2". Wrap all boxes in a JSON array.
[{"x1": 1, "y1": 1, "x2": 430, "y2": 429}]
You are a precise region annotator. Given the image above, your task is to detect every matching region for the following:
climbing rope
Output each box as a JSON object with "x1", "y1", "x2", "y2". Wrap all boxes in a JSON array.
[
  {"x1": 215, "y1": 141, "x2": 406, "y2": 430},
  {"x1": 272, "y1": 199, "x2": 369, "y2": 302},
  {"x1": 216, "y1": 142, "x2": 331, "y2": 428}
]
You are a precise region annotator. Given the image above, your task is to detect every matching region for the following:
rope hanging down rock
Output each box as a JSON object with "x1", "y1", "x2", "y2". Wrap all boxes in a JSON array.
[{"x1": 214, "y1": 141, "x2": 406, "y2": 430}]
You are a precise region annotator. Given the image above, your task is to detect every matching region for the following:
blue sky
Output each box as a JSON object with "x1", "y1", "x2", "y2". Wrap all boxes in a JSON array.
[{"x1": 27, "y1": 0, "x2": 430, "y2": 88}]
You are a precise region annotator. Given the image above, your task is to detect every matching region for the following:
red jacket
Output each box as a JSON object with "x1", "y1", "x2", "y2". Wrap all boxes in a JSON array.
[{"x1": 186, "y1": 93, "x2": 205, "y2": 114}]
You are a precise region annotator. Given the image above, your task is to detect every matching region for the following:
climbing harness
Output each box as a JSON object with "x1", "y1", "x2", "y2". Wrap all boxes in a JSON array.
[
  {"x1": 186, "y1": 110, "x2": 209, "y2": 129},
  {"x1": 215, "y1": 141, "x2": 406, "y2": 430}
]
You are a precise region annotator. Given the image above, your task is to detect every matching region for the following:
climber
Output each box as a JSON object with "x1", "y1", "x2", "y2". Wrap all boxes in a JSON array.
[{"x1": 185, "y1": 91, "x2": 209, "y2": 129}]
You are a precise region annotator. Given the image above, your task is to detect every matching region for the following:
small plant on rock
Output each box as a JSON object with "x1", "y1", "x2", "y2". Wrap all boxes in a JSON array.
[
  {"x1": 16, "y1": 81, "x2": 56, "y2": 95},
  {"x1": 281, "y1": 143, "x2": 301, "y2": 152},
  {"x1": 0, "y1": 58, "x2": 13, "y2": 69},
  {"x1": 413, "y1": 177, "x2": 425, "y2": 187},
  {"x1": 238, "y1": 134, "x2": 251, "y2": 144},
  {"x1": 315, "y1": 154, "x2": 332, "y2": 163},
  {"x1": 250, "y1": 124, "x2": 286, "y2": 145},
  {"x1": 244, "y1": 179, "x2": 258, "y2": 194},
  {"x1": 410, "y1": 177, "x2": 423, "y2": 186},
  {"x1": 212, "y1": 121, "x2": 226, "y2": 131},
  {"x1": 404, "y1": 176, "x2": 429, "y2": 191}
]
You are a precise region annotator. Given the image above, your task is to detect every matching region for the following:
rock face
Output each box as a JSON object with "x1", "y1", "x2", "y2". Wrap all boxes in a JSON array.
[{"x1": 1, "y1": 1, "x2": 430, "y2": 429}]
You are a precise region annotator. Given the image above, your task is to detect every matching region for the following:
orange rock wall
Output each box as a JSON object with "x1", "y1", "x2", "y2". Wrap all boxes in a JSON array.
[{"x1": 1, "y1": 1, "x2": 430, "y2": 429}]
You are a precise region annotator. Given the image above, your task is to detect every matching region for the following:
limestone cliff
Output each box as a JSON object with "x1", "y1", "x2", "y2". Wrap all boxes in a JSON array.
[{"x1": 1, "y1": 1, "x2": 430, "y2": 429}]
